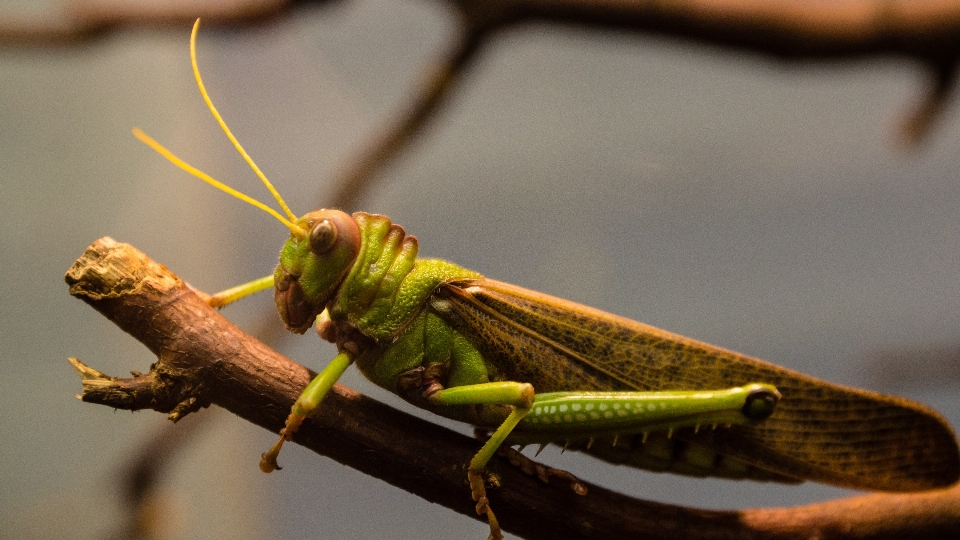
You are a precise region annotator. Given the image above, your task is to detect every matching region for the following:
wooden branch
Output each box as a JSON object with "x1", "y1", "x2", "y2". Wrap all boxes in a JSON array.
[{"x1": 66, "y1": 237, "x2": 960, "y2": 540}]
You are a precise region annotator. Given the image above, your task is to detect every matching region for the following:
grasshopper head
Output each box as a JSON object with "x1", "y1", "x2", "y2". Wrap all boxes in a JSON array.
[
  {"x1": 275, "y1": 209, "x2": 361, "y2": 334},
  {"x1": 132, "y1": 22, "x2": 362, "y2": 333}
]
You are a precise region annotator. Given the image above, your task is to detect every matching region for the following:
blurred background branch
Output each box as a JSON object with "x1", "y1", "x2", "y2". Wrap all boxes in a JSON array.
[{"x1": 4, "y1": 0, "x2": 960, "y2": 151}]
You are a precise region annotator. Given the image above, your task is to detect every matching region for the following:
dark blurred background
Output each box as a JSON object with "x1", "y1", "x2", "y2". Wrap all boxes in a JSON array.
[{"x1": 2, "y1": 1, "x2": 959, "y2": 538}]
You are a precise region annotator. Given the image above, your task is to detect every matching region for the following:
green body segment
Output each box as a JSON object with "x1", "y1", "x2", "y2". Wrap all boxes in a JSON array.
[
  {"x1": 355, "y1": 307, "x2": 508, "y2": 425},
  {"x1": 332, "y1": 213, "x2": 481, "y2": 342},
  {"x1": 280, "y1": 212, "x2": 793, "y2": 481}
]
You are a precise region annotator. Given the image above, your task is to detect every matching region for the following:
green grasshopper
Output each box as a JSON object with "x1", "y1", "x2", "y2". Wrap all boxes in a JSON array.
[{"x1": 133, "y1": 20, "x2": 960, "y2": 540}]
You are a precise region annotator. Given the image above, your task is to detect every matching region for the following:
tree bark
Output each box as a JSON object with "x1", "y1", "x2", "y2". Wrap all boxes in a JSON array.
[{"x1": 66, "y1": 237, "x2": 960, "y2": 540}]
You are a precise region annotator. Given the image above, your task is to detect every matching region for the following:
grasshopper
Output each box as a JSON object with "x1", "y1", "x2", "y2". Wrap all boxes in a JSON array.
[{"x1": 132, "y1": 20, "x2": 960, "y2": 540}]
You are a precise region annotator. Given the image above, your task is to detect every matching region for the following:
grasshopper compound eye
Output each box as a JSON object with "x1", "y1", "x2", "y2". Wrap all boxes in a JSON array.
[{"x1": 309, "y1": 219, "x2": 338, "y2": 255}]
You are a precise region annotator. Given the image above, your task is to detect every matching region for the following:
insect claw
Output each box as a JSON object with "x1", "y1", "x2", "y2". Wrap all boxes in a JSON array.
[
  {"x1": 535, "y1": 443, "x2": 548, "y2": 457},
  {"x1": 517, "y1": 444, "x2": 528, "y2": 453},
  {"x1": 586, "y1": 437, "x2": 595, "y2": 449},
  {"x1": 711, "y1": 423, "x2": 718, "y2": 430},
  {"x1": 666, "y1": 428, "x2": 673, "y2": 439},
  {"x1": 612, "y1": 434, "x2": 619, "y2": 447},
  {"x1": 694, "y1": 424, "x2": 701, "y2": 433},
  {"x1": 562, "y1": 440, "x2": 570, "y2": 453},
  {"x1": 641, "y1": 432, "x2": 649, "y2": 443}
]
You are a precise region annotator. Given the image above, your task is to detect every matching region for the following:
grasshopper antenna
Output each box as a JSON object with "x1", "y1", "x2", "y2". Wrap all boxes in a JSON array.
[
  {"x1": 131, "y1": 129, "x2": 304, "y2": 237},
  {"x1": 188, "y1": 19, "x2": 299, "y2": 226},
  {"x1": 131, "y1": 19, "x2": 306, "y2": 239}
]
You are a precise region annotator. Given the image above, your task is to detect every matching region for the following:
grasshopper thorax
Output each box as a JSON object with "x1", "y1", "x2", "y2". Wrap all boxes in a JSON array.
[{"x1": 275, "y1": 209, "x2": 361, "y2": 334}]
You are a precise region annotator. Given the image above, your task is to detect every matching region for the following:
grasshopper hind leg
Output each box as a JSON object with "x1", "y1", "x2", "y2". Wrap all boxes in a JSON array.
[{"x1": 428, "y1": 382, "x2": 537, "y2": 540}]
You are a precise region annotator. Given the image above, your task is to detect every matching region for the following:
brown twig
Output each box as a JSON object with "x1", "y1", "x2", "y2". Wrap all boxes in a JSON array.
[{"x1": 66, "y1": 237, "x2": 960, "y2": 540}]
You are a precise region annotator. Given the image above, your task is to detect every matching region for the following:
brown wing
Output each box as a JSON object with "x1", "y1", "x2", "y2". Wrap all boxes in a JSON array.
[{"x1": 432, "y1": 278, "x2": 959, "y2": 491}]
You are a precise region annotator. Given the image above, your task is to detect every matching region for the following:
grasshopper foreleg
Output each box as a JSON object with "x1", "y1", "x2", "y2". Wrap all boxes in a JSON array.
[
  {"x1": 260, "y1": 350, "x2": 355, "y2": 473},
  {"x1": 203, "y1": 274, "x2": 275, "y2": 308}
]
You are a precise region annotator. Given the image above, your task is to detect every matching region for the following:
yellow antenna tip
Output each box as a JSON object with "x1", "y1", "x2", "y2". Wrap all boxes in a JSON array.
[
  {"x1": 131, "y1": 126, "x2": 307, "y2": 239},
  {"x1": 189, "y1": 16, "x2": 299, "y2": 225},
  {"x1": 129, "y1": 20, "x2": 308, "y2": 240}
]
